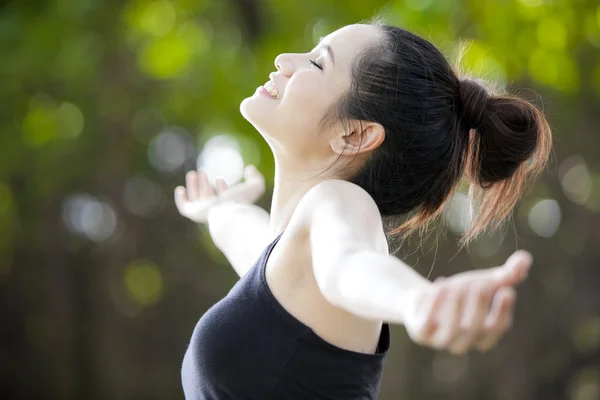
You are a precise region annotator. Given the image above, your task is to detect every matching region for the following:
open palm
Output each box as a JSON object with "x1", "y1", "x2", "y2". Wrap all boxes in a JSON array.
[{"x1": 174, "y1": 164, "x2": 266, "y2": 223}]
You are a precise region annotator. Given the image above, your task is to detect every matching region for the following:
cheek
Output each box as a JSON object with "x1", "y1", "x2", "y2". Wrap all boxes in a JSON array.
[
  {"x1": 283, "y1": 74, "x2": 330, "y2": 119},
  {"x1": 286, "y1": 73, "x2": 322, "y2": 101}
]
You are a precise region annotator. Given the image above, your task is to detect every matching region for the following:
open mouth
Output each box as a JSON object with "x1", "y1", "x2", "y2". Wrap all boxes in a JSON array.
[{"x1": 263, "y1": 80, "x2": 280, "y2": 99}]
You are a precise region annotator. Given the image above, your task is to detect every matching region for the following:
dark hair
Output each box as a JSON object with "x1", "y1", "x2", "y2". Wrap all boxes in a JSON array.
[{"x1": 318, "y1": 20, "x2": 552, "y2": 246}]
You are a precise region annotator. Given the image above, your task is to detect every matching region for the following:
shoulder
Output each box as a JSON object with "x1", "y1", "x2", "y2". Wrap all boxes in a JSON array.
[
  {"x1": 296, "y1": 179, "x2": 388, "y2": 255},
  {"x1": 300, "y1": 179, "x2": 378, "y2": 217}
]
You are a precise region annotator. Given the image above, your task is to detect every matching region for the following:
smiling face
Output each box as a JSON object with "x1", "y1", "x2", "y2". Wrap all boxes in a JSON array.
[{"x1": 240, "y1": 24, "x2": 382, "y2": 170}]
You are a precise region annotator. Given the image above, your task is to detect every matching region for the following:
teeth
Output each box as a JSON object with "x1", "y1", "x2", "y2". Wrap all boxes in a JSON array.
[{"x1": 264, "y1": 80, "x2": 279, "y2": 99}]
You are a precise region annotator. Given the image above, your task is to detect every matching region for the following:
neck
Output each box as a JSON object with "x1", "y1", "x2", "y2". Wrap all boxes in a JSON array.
[
  {"x1": 266, "y1": 138, "x2": 365, "y2": 238},
  {"x1": 268, "y1": 157, "x2": 336, "y2": 238}
]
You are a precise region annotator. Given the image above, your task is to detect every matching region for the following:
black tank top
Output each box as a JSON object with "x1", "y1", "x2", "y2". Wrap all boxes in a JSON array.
[{"x1": 181, "y1": 231, "x2": 391, "y2": 399}]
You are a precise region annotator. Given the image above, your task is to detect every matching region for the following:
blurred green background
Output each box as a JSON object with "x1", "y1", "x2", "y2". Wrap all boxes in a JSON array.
[{"x1": 1, "y1": 0, "x2": 600, "y2": 399}]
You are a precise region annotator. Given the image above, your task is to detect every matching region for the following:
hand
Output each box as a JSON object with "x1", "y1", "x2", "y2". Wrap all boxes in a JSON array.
[
  {"x1": 174, "y1": 164, "x2": 266, "y2": 223},
  {"x1": 402, "y1": 250, "x2": 533, "y2": 355}
]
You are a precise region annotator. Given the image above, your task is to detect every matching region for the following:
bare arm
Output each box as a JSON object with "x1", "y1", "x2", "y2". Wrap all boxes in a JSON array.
[
  {"x1": 206, "y1": 201, "x2": 271, "y2": 278},
  {"x1": 300, "y1": 180, "x2": 430, "y2": 323},
  {"x1": 324, "y1": 250, "x2": 430, "y2": 324},
  {"x1": 328, "y1": 247, "x2": 530, "y2": 354},
  {"x1": 304, "y1": 179, "x2": 530, "y2": 354},
  {"x1": 175, "y1": 165, "x2": 271, "y2": 278}
]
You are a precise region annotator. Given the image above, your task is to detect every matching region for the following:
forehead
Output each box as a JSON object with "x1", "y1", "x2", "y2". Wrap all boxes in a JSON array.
[{"x1": 319, "y1": 24, "x2": 380, "y2": 64}]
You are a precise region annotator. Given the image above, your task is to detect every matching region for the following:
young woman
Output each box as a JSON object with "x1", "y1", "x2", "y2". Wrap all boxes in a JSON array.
[{"x1": 175, "y1": 20, "x2": 551, "y2": 400}]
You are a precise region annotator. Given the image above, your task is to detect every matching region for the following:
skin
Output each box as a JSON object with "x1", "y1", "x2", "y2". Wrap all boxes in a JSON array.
[
  {"x1": 177, "y1": 23, "x2": 532, "y2": 355},
  {"x1": 239, "y1": 23, "x2": 386, "y2": 237}
]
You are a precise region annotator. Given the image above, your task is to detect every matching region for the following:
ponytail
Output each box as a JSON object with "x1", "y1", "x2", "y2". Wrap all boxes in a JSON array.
[
  {"x1": 328, "y1": 23, "x2": 552, "y2": 247},
  {"x1": 457, "y1": 79, "x2": 552, "y2": 245}
]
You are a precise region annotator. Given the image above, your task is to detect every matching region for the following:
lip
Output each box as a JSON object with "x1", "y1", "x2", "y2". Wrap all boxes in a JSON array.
[
  {"x1": 268, "y1": 72, "x2": 281, "y2": 96},
  {"x1": 258, "y1": 85, "x2": 276, "y2": 99}
]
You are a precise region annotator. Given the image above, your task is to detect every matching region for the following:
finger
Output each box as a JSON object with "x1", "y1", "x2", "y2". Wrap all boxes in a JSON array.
[
  {"x1": 198, "y1": 169, "x2": 215, "y2": 199},
  {"x1": 500, "y1": 250, "x2": 533, "y2": 286},
  {"x1": 186, "y1": 171, "x2": 199, "y2": 201},
  {"x1": 431, "y1": 285, "x2": 463, "y2": 350},
  {"x1": 244, "y1": 164, "x2": 265, "y2": 189},
  {"x1": 215, "y1": 165, "x2": 265, "y2": 204},
  {"x1": 244, "y1": 164, "x2": 255, "y2": 179},
  {"x1": 174, "y1": 186, "x2": 188, "y2": 211},
  {"x1": 244, "y1": 164, "x2": 261, "y2": 181},
  {"x1": 215, "y1": 177, "x2": 228, "y2": 195},
  {"x1": 476, "y1": 287, "x2": 516, "y2": 352},
  {"x1": 469, "y1": 282, "x2": 493, "y2": 331},
  {"x1": 452, "y1": 283, "x2": 491, "y2": 353},
  {"x1": 413, "y1": 285, "x2": 447, "y2": 342},
  {"x1": 448, "y1": 283, "x2": 482, "y2": 355}
]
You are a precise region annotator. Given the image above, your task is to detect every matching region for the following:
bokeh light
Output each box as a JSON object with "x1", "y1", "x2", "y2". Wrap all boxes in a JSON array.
[
  {"x1": 443, "y1": 192, "x2": 472, "y2": 234},
  {"x1": 62, "y1": 194, "x2": 118, "y2": 241},
  {"x1": 122, "y1": 174, "x2": 165, "y2": 217},
  {"x1": 197, "y1": 134, "x2": 245, "y2": 186},
  {"x1": 21, "y1": 94, "x2": 85, "y2": 147},
  {"x1": 528, "y1": 199, "x2": 561, "y2": 238},
  {"x1": 559, "y1": 155, "x2": 592, "y2": 205},
  {"x1": 123, "y1": 260, "x2": 164, "y2": 306},
  {"x1": 148, "y1": 127, "x2": 192, "y2": 173}
]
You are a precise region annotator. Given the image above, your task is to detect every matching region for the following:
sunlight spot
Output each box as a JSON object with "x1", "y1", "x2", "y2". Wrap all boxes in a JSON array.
[
  {"x1": 197, "y1": 135, "x2": 244, "y2": 187},
  {"x1": 139, "y1": 34, "x2": 191, "y2": 79},
  {"x1": 443, "y1": 193, "x2": 472, "y2": 234},
  {"x1": 472, "y1": 230, "x2": 504, "y2": 257},
  {"x1": 56, "y1": 102, "x2": 85, "y2": 138},
  {"x1": 139, "y1": 1, "x2": 176, "y2": 37},
  {"x1": 528, "y1": 199, "x2": 561, "y2": 238},
  {"x1": 559, "y1": 155, "x2": 592, "y2": 205},
  {"x1": 62, "y1": 194, "x2": 118, "y2": 241},
  {"x1": 124, "y1": 260, "x2": 163, "y2": 306},
  {"x1": 536, "y1": 17, "x2": 567, "y2": 50},
  {"x1": 148, "y1": 128, "x2": 191, "y2": 173}
]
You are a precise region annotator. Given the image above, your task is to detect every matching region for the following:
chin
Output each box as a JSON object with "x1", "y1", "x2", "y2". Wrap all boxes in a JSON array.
[{"x1": 240, "y1": 91, "x2": 278, "y2": 133}]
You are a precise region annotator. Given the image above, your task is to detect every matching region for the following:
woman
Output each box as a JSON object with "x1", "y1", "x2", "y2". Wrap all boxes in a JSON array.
[{"x1": 175, "y1": 20, "x2": 551, "y2": 400}]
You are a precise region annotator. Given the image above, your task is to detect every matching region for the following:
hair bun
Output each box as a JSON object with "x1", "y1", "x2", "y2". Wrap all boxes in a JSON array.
[{"x1": 459, "y1": 79, "x2": 490, "y2": 130}]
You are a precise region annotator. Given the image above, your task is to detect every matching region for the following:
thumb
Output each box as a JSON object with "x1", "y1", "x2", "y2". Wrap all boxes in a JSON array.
[
  {"x1": 495, "y1": 250, "x2": 533, "y2": 288},
  {"x1": 215, "y1": 177, "x2": 228, "y2": 194},
  {"x1": 244, "y1": 164, "x2": 257, "y2": 179}
]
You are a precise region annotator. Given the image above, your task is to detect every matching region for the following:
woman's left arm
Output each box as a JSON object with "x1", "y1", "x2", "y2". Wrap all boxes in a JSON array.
[
  {"x1": 303, "y1": 179, "x2": 532, "y2": 354},
  {"x1": 324, "y1": 249, "x2": 532, "y2": 354}
]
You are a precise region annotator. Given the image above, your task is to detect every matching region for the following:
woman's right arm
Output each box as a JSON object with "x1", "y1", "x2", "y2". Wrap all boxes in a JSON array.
[
  {"x1": 206, "y1": 201, "x2": 271, "y2": 278},
  {"x1": 175, "y1": 165, "x2": 271, "y2": 278}
]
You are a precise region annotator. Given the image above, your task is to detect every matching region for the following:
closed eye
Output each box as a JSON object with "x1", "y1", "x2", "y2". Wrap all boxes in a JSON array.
[{"x1": 309, "y1": 59, "x2": 323, "y2": 70}]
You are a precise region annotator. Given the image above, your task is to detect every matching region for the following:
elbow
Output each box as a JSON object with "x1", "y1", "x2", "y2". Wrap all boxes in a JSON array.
[
  {"x1": 313, "y1": 258, "x2": 345, "y2": 307},
  {"x1": 314, "y1": 253, "x2": 360, "y2": 309}
]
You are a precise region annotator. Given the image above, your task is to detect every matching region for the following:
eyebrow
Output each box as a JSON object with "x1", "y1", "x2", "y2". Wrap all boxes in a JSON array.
[{"x1": 317, "y1": 36, "x2": 335, "y2": 66}]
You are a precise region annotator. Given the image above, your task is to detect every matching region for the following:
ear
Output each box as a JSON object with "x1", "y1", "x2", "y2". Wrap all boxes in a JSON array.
[{"x1": 330, "y1": 121, "x2": 385, "y2": 155}]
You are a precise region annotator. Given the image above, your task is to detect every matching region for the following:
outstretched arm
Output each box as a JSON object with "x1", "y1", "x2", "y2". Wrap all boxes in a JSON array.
[
  {"x1": 303, "y1": 179, "x2": 531, "y2": 354},
  {"x1": 207, "y1": 201, "x2": 271, "y2": 278},
  {"x1": 326, "y1": 248, "x2": 530, "y2": 354},
  {"x1": 175, "y1": 165, "x2": 272, "y2": 278}
]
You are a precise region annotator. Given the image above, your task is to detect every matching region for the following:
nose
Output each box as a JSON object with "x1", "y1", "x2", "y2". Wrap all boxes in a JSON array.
[{"x1": 274, "y1": 54, "x2": 293, "y2": 77}]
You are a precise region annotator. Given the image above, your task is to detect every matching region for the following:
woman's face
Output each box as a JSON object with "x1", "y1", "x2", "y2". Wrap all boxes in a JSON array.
[{"x1": 240, "y1": 24, "x2": 380, "y2": 165}]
